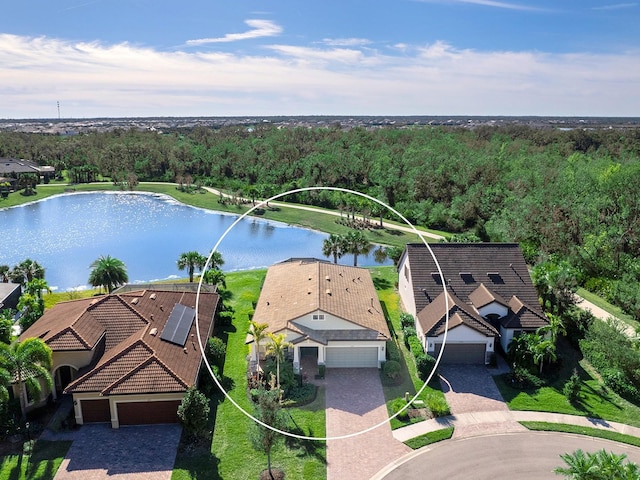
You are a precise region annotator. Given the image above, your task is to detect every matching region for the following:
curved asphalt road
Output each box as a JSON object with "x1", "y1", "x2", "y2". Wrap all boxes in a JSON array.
[{"x1": 376, "y1": 432, "x2": 640, "y2": 480}]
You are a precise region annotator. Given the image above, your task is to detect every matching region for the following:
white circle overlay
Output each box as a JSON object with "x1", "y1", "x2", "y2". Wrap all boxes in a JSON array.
[{"x1": 195, "y1": 186, "x2": 449, "y2": 441}]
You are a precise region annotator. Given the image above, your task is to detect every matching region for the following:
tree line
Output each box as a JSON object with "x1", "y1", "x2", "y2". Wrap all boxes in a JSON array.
[{"x1": 1, "y1": 124, "x2": 639, "y2": 319}]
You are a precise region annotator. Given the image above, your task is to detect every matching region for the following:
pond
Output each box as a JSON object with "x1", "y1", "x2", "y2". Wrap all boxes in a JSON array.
[{"x1": 0, "y1": 192, "x2": 390, "y2": 291}]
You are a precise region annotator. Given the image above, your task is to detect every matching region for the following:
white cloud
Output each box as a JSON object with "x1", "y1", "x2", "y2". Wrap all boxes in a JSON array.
[
  {"x1": 592, "y1": 3, "x2": 638, "y2": 10},
  {"x1": 1, "y1": 34, "x2": 639, "y2": 118},
  {"x1": 321, "y1": 38, "x2": 372, "y2": 47},
  {"x1": 186, "y1": 19, "x2": 282, "y2": 45},
  {"x1": 416, "y1": 0, "x2": 546, "y2": 12}
]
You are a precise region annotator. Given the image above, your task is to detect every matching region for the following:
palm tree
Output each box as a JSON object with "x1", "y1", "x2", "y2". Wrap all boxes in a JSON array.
[
  {"x1": 322, "y1": 234, "x2": 346, "y2": 264},
  {"x1": 177, "y1": 251, "x2": 207, "y2": 283},
  {"x1": 554, "y1": 449, "x2": 598, "y2": 478},
  {"x1": 248, "y1": 321, "x2": 269, "y2": 375},
  {"x1": 209, "y1": 251, "x2": 225, "y2": 271},
  {"x1": 532, "y1": 338, "x2": 557, "y2": 375},
  {"x1": 0, "y1": 265, "x2": 10, "y2": 283},
  {"x1": 344, "y1": 231, "x2": 372, "y2": 266},
  {"x1": 24, "y1": 278, "x2": 51, "y2": 301},
  {"x1": 88, "y1": 255, "x2": 128, "y2": 293},
  {"x1": 537, "y1": 313, "x2": 566, "y2": 345},
  {"x1": 266, "y1": 333, "x2": 292, "y2": 392},
  {"x1": 203, "y1": 268, "x2": 226, "y2": 289},
  {"x1": 0, "y1": 338, "x2": 53, "y2": 420},
  {"x1": 10, "y1": 259, "x2": 45, "y2": 285}
]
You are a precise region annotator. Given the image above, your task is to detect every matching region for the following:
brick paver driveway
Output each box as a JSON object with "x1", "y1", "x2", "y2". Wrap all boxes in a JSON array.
[
  {"x1": 438, "y1": 362, "x2": 526, "y2": 438},
  {"x1": 325, "y1": 368, "x2": 411, "y2": 480},
  {"x1": 54, "y1": 424, "x2": 182, "y2": 480}
]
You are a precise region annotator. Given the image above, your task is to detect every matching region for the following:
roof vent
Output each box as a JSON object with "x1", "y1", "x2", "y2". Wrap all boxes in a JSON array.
[
  {"x1": 150, "y1": 293, "x2": 157, "y2": 300},
  {"x1": 326, "y1": 289, "x2": 332, "y2": 296},
  {"x1": 325, "y1": 276, "x2": 330, "y2": 281},
  {"x1": 150, "y1": 327, "x2": 158, "y2": 336},
  {"x1": 131, "y1": 297, "x2": 139, "y2": 305}
]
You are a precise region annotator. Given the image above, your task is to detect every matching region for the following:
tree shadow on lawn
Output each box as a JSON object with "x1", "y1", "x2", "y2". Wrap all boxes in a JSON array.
[
  {"x1": 283, "y1": 421, "x2": 326, "y2": 465},
  {"x1": 373, "y1": 277, "x2": 393, "y2": 291}
]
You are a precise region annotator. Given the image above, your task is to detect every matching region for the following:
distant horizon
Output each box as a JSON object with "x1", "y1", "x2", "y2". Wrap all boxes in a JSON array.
[{"x1": 2, "y1": 2, "x2": 639, "y2": 118}]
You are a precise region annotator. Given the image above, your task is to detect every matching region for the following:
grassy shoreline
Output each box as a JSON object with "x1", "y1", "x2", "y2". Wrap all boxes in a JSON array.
[{"x1": 1, "y1": 182, "x2": 448, "y2": 248}]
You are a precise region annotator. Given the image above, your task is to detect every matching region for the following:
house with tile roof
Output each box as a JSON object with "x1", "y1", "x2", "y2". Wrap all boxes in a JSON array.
[
  {"x1": 19, "y1": 286, "x2": 218, "y2": 428},
  {"x1": 398, "y1": 243, "x2": 548, "y2": 364},
  {"x1": 250, "y1": 259, "x2": 390, "y2": 373}
]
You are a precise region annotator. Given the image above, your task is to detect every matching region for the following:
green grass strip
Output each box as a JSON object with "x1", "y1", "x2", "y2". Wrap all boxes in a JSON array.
[
  {"x1": 403, "y1": 427, "x2": 454, "y2": 449},
  {"x1": 520, "y1": 421, "x2": 640, "y2": 447}
]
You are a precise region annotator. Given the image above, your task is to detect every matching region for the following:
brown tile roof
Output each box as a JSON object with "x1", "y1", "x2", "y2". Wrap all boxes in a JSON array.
[
  {"x1": 468, "y1": 283, "x2": 509, "y2": 309},
  {"x1": 22, "y1": 287, "x2": 218, "y2": 396},
  {"x1": 502, "y1": 296, "x2": 549, "y2": 329},
  {"x1": 253, "y1": 259, "x2": 390, "y2": 339},
  {"x1": 417, "y1": 291, "x2": 498, "y2": 337},
  {"x1": 403, "y1": 243, "x2": 547, "y2": 331}
]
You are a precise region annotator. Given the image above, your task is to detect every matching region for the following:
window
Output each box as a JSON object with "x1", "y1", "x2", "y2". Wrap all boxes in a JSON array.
[
  {"x1": 404, "y1": 265, "x2": 409, "y2": 281},
  {"x1": 312, "y1": 314, "x2": 325, "y2": 320}
]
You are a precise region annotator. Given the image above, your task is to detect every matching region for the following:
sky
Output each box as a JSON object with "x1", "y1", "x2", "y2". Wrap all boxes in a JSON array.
[{"x1": 1, "y1": 0, "x2": 639, "y2": 118}]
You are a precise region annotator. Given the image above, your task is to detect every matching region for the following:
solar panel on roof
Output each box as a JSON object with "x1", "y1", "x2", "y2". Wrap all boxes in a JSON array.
[{"x1": 160, "y1": 303, "x2": 196, "y2": 346}]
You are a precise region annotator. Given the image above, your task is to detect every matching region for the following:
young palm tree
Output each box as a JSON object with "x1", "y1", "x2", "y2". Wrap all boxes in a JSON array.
[
  {"x1": 322, "y1": 234, "x2": 346, "y2": 264},
  {"x1": 554, "y1": 449, "x2": 598, "y2": 478},
  {"x1": 88, "y1": 255, "x2": 129, "y2": 293},
  {"x1": 24, "y1": 278, "x2": 51, "y2": 301},
  {"x1": 266, "y1": 333, "x2": 292, "y2": 391},
  {"x1": 203, "y1": 269, "x2": 226, "y2": 289},
  {"x1": 0, "y1": 338, "x2": 53, "y2": 420},
  {"x1": 177, "y1": 251, "x2": 207, "y2": 283},
  {"x1": 345, "y1": 231, "x2": 372, "y2": 266},
  {"x1": 248, "y1": 321, "x2": 269, "y2": 374},
  {"x1": 209, "y1": 251, "x2": 225, "y2": 271}
]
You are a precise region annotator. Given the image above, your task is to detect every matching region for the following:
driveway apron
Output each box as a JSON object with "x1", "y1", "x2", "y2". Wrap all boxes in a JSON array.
[
  {"x1": 438, "y1": 362, "x2": 526, "y2": 438},
  {"x1": 54, "y1": 423, "x2": 182, "y2": 480},
  {"x1": 325, "y1": 368, "x2": 411, "y2": 480}
]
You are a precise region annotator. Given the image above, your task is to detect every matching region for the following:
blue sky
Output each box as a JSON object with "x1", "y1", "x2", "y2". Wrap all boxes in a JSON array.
[{"x1": 1, "y1": 1, "x2": 639, "y2": 118}]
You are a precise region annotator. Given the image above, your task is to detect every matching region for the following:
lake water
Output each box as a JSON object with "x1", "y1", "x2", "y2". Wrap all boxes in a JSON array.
[{"x1": 0, "y1": 192, "x2": 389, "y2": 291}]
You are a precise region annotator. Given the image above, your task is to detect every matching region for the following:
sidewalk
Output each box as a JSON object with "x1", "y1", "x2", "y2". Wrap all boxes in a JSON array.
[{"x1": 392, "y1": 410, "x2": 640, "y2": 442}]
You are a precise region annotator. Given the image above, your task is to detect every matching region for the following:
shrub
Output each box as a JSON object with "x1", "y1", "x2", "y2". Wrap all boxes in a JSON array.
[
  {"x1": 386, "y1": 340, "x2": 401, "y2": 362},
  {"x1": 415, "y1": 354, "x2": 437, "y2": 381},
  {"x1": 602, "y1": 369, "x2": 640, "y2": 403},
  {"x1": 177, "y1": 386, "x2": 210, "y2": 438},
  {"x1": 407, "y1": 335, "x2": 424, "y2": 359},
  {"x1": 399, "y1": 313, "x2": 415, "y2": 329},
  {"x1": 391, "y1": 398, "x2": 409, "y2": 421},
  {"x1": 205, "y1": 336, "x2": 226, "y2": 369},
  {"x1": 383, "y1": 360, "x2": 402, "y2": 380},
  {"x1": 283, "y1": 384, "x2": 316, "y2": 406},
  {"x1": 563, "y1": 369, "x2": 582, "y2": 403},
  {"x1": 402, "y1": 326, "x2": 417, "y2": 346},
  {"x1": 509, "y1": 367, "x2": 545, "y2": 389},
  {"x1": 427, "y1": 394, "x2": 450, "y2": 417}
]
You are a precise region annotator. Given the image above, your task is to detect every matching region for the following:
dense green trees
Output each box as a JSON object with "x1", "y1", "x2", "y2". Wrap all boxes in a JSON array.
[{"x1": 2, "y1": 124, "x2": 639, "y2": 318}]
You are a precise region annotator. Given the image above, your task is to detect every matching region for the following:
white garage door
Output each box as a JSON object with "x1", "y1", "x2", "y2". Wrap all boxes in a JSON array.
[{"x1": 325, "y1": 347, "x2": 379, "y2": 368}]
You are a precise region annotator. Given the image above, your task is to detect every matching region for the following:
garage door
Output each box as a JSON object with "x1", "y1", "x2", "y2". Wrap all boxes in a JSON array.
[
  {"x1": 325, "y1": 347, "x2": 378, "y2": 368},
  {"x1": 117, "y1": 400, "x2": 181, "y2": 425},
  {"x1": 81, "y1": 399, "x2": 111, "y2": 423},
  {"x1": 434, "y1": 343, "x2": 486, "y2": 364}
]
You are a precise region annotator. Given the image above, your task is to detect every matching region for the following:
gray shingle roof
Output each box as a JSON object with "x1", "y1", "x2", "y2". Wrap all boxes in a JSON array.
[{"x1": 403, "y1": 243, "x2": 547, "y2": 330}]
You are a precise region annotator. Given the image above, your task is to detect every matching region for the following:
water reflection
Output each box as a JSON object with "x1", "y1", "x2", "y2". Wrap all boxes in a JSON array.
[{"x1": 0, "y1": 192, "x2": 390, "y2": 291}]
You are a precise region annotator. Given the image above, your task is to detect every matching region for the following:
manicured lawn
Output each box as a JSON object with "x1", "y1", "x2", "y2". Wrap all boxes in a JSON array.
[
  {"x1": 520, "y1": 421, "x2": 640, "y2": 448},
  {"x1": 172, "y1": 269, "x2": 326, "y2": 480},
  {"x1": 494, "y1": 341, "x2": 640, "y2": 428},
  {"x1": 403, "y1": 427, "x2": 454, "y2": 449},
  {"x1": 370, "y1": 267, "x2": 449, "y2": 430},
  {"x1": 0, "y1": 440, "x2": 72, "y2": 480}
]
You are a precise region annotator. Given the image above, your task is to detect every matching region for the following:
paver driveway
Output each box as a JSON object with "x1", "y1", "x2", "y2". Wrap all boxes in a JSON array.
[
  {"x1": 325, "y1": 368, "x2": 411, "y2": 480},
  {"x1": 54, "y1": 423, "x2": 182, "y2": 480},
  {"x1": 438, "y1": 362, "x2": 525, "y2": 438}
]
